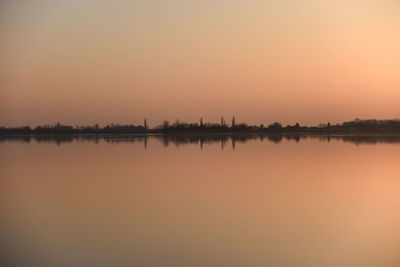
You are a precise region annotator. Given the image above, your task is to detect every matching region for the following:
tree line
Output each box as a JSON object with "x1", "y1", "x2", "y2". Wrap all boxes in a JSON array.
[{"x1": 1, "y1": 118, "x2": 400, "y2": 134}]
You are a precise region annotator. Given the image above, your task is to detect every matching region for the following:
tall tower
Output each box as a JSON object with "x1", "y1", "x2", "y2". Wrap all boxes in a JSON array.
[
  {"x1": 232, "y1": 116, "x2": 235, "y2": 128},
  {"x1": 144, "y1": 118, "x2": 147, "y2": 130},
  {"x1": 221, "y1": 117, "x2": 224, "y2": 127},
  {"x1": 200, "y1": 117, "x2": 203, "y2": 127}
]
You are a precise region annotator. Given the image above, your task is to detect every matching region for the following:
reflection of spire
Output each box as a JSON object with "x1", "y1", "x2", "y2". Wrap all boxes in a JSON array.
[
  {"x1": 144, "y1": 136, "x2": 147, "y2": 149},
  {"x1": 200, "y1": 139, "x2": 203, "y2": 149},
  {"x1": 232, "y1": 138, "x2": 236, "y2": 150},
  {"x1": 221, "y1": 139, "x2": 224, "y2": 150}
]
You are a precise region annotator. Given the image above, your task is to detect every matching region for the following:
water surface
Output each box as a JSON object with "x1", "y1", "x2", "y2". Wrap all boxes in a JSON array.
[{"x1": 1, "y1": 135, "x2": 400, "y2": 266}]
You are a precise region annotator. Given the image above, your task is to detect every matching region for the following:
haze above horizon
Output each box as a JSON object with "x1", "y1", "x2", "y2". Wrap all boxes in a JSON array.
[{"x1": 1, "y1": 0, "x2": 399, "y2": 127}]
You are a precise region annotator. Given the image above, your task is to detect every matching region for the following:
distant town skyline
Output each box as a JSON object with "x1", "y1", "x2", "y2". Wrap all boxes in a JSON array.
[{"x1": 1, "y1": 0, "x2": 400, "y2": 127}]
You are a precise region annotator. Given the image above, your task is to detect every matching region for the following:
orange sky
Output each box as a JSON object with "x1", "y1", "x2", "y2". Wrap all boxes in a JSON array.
[{"x1": 1, "y1": 0, "x2": 399, "y2": 127}]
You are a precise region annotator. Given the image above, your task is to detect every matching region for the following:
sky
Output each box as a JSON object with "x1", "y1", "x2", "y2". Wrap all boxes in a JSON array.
[{"x1": 1, "y1": 0, "x2": 399, "y2": 127}]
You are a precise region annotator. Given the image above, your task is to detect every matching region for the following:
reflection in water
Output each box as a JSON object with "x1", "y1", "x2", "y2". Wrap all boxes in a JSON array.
[
  {"x1": 1, "y1": 133, "x2": 400, "y2": 147},
  {"x1": 1, "y1": 135, "x2": 400, "y2": 266}
]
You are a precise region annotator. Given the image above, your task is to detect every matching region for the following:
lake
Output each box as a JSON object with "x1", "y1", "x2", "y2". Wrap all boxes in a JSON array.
[{"x1": 1, "y1": 134, "x2": 400, "y2": 266}]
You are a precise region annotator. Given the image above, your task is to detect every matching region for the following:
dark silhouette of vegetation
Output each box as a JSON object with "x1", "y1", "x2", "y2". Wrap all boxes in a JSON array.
[
  {"x1": 2, "y1": 133, "x2": 400, "y2": 147},
  {"x1": 1, "y1": 118, "x2": 400, "y2": 135}
]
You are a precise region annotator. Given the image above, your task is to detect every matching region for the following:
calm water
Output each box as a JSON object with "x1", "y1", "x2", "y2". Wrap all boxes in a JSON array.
[{"x1": 1, "y1": 135, "x2": 400, "y2": 267}]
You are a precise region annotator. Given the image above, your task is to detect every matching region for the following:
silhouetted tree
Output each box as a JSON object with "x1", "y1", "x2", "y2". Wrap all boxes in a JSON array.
[{"x1": 268, "y1": 122, "x2": 282, "y2": 130}]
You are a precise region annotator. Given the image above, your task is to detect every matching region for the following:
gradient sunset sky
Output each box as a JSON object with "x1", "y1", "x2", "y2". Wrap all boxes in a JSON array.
[{"x1": 1, "y1": 0, "x2": 399, "y2": 127}]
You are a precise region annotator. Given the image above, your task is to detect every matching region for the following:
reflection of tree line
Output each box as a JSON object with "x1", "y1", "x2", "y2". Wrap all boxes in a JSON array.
[{"x1": 2, "y1": 134, "x2": 400, "y2": 146}]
